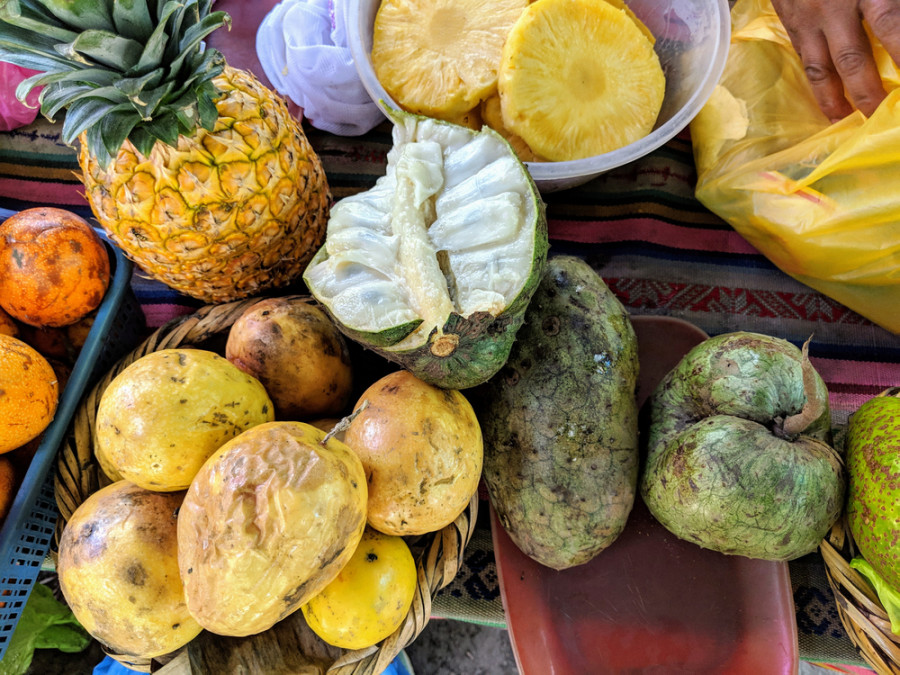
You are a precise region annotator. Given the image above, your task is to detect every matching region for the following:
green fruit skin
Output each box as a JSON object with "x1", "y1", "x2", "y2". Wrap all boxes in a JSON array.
[
  {"x1": 846, "y1": 392, "x2": 900, "y2": 590},
  {"x1": 474, "y1": 255, "x2": 639, "y2": 570},
  {"x1": 644, "y1": 415, "x2": 843, "y2": 560},
  {"x1": 641, "y1": 332, "x2": 844, "y2": 561}
]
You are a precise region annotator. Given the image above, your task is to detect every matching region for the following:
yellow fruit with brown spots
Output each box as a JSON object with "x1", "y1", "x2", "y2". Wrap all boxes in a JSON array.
[
  {"x1": 95, "y1": 348, "x2": 274, "y2": 491},
  {"x1": 177, "y1": 421, "x2": 367, "y2": 637},
  {"x1": 225, "y1": 297, "x2": 353, "y2": 420},
  {"x1": 0, "y1": 334, "x2": 59, "y2": 453},
  {"x1": 344, "y1": 370, "x2": 483, "y2": 536},
  {"x1": 57, "y1": 481, "x2": 202, "y2": 659}
]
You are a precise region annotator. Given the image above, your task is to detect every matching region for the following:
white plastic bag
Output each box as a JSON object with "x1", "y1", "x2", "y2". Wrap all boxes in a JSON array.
[{"x1": 256, "y1": 0, "x2": 385, "y2": 136}]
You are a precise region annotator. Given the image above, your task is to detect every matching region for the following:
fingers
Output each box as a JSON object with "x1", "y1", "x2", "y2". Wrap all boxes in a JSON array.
[
  {"x1": 773, "y1": 0, "x2": 890, "y2": 121},
  {"x1": 789, "y1": 27, "x2": 857, "y2": 121},
  {"x1": 862, "y1": 0, "x2": 900, "y2": 71}
]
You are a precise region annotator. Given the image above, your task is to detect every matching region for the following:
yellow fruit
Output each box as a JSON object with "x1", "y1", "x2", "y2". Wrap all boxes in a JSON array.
[
  {"x1": 480, "y1": 94, "x2": 545, "y2": 162},
  {"x1": 344, "y1": 370, "x2": 483, "y2": 536},
  {"x1": 498, "y1": 0, "x2": 665, "y2": 161},
  {"x1": 372, "y1": 0, "x2": 529, "y2": 118},
  {"x1": 0, "y1": 334, "x2": 59, "y2": 453},
  {"x1": 95, "y1": 348, "x2": 274, "y2": 491},
  {"x1": 57, "y1": 481, "x2": 202, "y2": 659},
  {"x1": 177, "y1": 421, "x2": 367, "y2": 637},
  {"x1": 302, "y1": 528, "x2": 417, "y2": 649},
  {"x1": 225, "y1": 297, "x2": 353, "y2": 420},
  {"x1": 80, "y1": 66, "x2": 331, "y2": 304}
]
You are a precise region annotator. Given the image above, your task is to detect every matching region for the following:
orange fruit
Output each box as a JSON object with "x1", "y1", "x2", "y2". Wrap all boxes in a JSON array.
[
  {"x1": 0, "y1": 334, "x2": 59, "y2": 453},
  {"x1": 0, "y1": 456, "x2": 16, "y2": 522},
  {"x1": 0, "y1": 207, "x2": 110, "y2": 327},
  {"x1": 0, "y1": 307, "x2": 18, "y2": 337}
]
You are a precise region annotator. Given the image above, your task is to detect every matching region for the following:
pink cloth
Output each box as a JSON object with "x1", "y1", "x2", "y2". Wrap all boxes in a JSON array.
[{"x1": 0, "y1": 63, "x2": 42, "y2": 131}]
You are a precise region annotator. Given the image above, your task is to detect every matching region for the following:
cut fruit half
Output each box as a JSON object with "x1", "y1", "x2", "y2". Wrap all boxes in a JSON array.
[
  {"x1": 498, "y1": 0, "x2": 665, "y2": 161},
  {"x1": 303, "y1": 109, "x2": 548, "y2": 389},
  {"x1": 371, "y1": 0, "x2": 529, "y2": 119}
]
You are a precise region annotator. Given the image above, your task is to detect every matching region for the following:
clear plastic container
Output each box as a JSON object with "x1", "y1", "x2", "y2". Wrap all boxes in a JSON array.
[{"x1": 348, "y1": 0, "x2": 731, "y2": 192}]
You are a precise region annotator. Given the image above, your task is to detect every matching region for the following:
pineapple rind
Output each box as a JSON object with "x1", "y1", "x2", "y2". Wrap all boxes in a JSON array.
[
  {"x1": 499, "y1": 0, "x2": 665, "y2": 161},
  {"x1": 81, "y1": 66, "x2": 331, "y2": 303}
]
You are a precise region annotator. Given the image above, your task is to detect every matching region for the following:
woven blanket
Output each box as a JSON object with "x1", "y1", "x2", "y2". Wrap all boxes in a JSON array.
[{"x1": 2, "y1": 115, "x2": 898, "y2": 671}]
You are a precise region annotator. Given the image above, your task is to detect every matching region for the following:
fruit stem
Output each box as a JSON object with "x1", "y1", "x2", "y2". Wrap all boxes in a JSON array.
[
  {"x1": 782, "y1": 336, "x2": 824, "y2": 437},
  {"x1": 321, "y1": 400, "x2": 369, "y2": 445}
]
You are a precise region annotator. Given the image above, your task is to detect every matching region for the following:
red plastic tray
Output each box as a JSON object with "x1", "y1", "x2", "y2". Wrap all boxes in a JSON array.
[{"x1": 491, "y1": 315, "x2": 798, "y2": 674}]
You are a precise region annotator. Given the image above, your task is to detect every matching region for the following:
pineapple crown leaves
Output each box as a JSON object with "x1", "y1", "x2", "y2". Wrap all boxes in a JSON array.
[{"x1": 0, "y1": 0, "x2": 230, "y2": 167}]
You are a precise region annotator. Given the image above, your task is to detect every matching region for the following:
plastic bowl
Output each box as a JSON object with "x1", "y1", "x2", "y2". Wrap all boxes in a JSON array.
[{"x1": 348, "y1": 0, "x2": 731, "y2": 192}]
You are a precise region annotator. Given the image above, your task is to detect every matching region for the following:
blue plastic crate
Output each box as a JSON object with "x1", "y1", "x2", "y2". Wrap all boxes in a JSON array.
[{"x1": 0, "y1": 208, "x2": 145, "y2": 659}]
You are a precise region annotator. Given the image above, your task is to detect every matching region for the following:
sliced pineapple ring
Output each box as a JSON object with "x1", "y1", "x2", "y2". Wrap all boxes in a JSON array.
[
  {"x1": 304, "y1": 111, "x2": 548, "y2": 389},
  {"x1": 372, "y1": 0, "x2": 529, "y2": 118},
  {"x1": 498, "y1": 0, "x2": 665, "y2": 161}
]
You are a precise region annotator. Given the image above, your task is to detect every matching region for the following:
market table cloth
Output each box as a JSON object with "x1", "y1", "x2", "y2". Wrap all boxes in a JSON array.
[{"x1": 2, "y1": 112, "x2": 898, "y2": 671}]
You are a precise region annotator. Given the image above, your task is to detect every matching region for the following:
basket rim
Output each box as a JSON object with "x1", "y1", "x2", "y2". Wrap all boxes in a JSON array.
[
  {"x1": 821, "y1": 518, "x2": 900, "y2": 675},
  {"x1": 53, "y1": 294, "x2": 479, "y2": 674}
]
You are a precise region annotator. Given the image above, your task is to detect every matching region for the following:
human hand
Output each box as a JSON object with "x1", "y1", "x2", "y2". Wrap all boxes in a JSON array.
[{"x1": 771, "y1": 0, "x2": 900, "y2": 121}]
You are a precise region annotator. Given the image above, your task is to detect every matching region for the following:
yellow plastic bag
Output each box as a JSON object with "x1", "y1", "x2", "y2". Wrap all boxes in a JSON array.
[{"x1": 692, "y1": 0, "x2": 900, "y2": 334}]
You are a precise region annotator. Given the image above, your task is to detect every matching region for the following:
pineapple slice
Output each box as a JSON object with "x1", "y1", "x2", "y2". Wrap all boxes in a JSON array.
[
  {"x1": 480, "y1": 94, "x2": 545, "y2": 163},
  {"x1": 372, "y1": 0, "x2": 529, "y2": 118},
  {"x1": 498, "y1": 0, "x2": 665, "y2": 161}
]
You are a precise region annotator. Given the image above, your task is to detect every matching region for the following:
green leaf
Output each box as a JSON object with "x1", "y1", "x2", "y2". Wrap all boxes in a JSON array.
[
  {"x1": 0, "y1": 0, "x2": 78, "y2": 42},
  {"x1": 130, "y1": 0, "x2": 180, "y2": 74},
  {"x1": 143, "y1": 111, "x2": 180, "y2": 147},
  {"x1": 197, "y1": 86, "x2": 217, "y2": 130},
  {"x1": 31, "y1": 0, "x2": 114, "y2": 31},
  {"x1": 98, "y1": 108, "x2": 141, "y2": 159},
  {"x1": 175, "y1": 10, "x2": 229, "y2": 66},
  {"x1": 85, "y1": 122, "x2": 113, "y2": 167},
  {"x1": 850, "y1": 558, "x2": 900, "y2": 635},
  {"x1": 112, "y1": 0, "x2": 153, "y2": 41},
  {"x1": 0, "y1": 584, "x2": 90, "y2": 675},
  {"x1": 63, "y1": 29, "x2": 143, "y2": 70},
  {"x1": 61, "y1": 96, "x2": 115, "y2": 144},
  {"x1": 116, "y1": 71, "x2": 174, "y2": 119},
  {"x1": 0, "y1": 19, "x2": 80, "y2": 71},
  {"x1": 128, "y1": 125, "x2": 158, "y2": 157}
]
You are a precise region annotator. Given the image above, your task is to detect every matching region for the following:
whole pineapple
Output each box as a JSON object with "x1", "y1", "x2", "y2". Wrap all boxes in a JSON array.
[{"x1": 0, "y1": 0, "x2": 330, "y2": 303}]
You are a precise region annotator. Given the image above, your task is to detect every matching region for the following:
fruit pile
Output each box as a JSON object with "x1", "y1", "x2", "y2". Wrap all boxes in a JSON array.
[
  {"x1": 56, "y1": 296, "x2": 482, "y2": 660},
  {"x1": 371, "y1": 0, "x2": 666, "y2": 162},
  {"x1": 0, "y1": 207, "x2": 111, "y2": 526}
]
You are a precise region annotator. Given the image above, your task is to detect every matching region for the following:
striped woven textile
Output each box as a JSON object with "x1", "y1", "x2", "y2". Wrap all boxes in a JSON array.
[{"x1": 1, "y1": 115, "x2": 896, "y2": 671}]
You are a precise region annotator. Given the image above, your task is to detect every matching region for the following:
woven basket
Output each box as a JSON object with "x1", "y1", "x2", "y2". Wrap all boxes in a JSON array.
[
  {"x1": 821, "y1": 386, "x2": 900, "y2": 675},
  {"x1": 54, "y1": 296, "x2": 478, "y2": 674},
  {"x1": 821, "y1": 520, "x2": 900, "y2": 675}
]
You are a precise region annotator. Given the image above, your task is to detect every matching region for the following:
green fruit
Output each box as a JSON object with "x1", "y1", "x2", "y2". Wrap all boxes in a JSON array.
[
  {"x1": 641, "y1": 332, "x2": 844, "y2": 561},
  {"x1": 846, "y1": 389, "x2": 900, "y2": 591},
  {"x1": 472, "y1": 256, "x2": 639, "y2": 570},
  {"x1": 303, "y1": 109, "x2": 548, "y2": 389}
]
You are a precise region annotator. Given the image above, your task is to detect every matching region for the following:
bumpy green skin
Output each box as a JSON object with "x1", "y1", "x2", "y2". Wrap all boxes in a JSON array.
[
  {"x1": 846, "y1": 390, "x2": 900, "y2": 590},
  {"x1": 642, "y1": 332, "x2": 845, "y2": 561},
  {"x1": 473, "y1": 256, "x2": 639, "y2": 570}
]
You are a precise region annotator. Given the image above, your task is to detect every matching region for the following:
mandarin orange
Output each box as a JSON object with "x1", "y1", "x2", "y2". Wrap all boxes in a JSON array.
[
  {"x1": 0, "y1": 334, "x2": 59, "y2": 453},
  {"x1": 0, "y1": 307, "x2": 17, "y2": 337},
  {"x1": 0, "y1": 456, "x2": 16, "y2": 522},
  {"x1": 0, "y1": 207, "x2": 110, "y2": 327}
]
